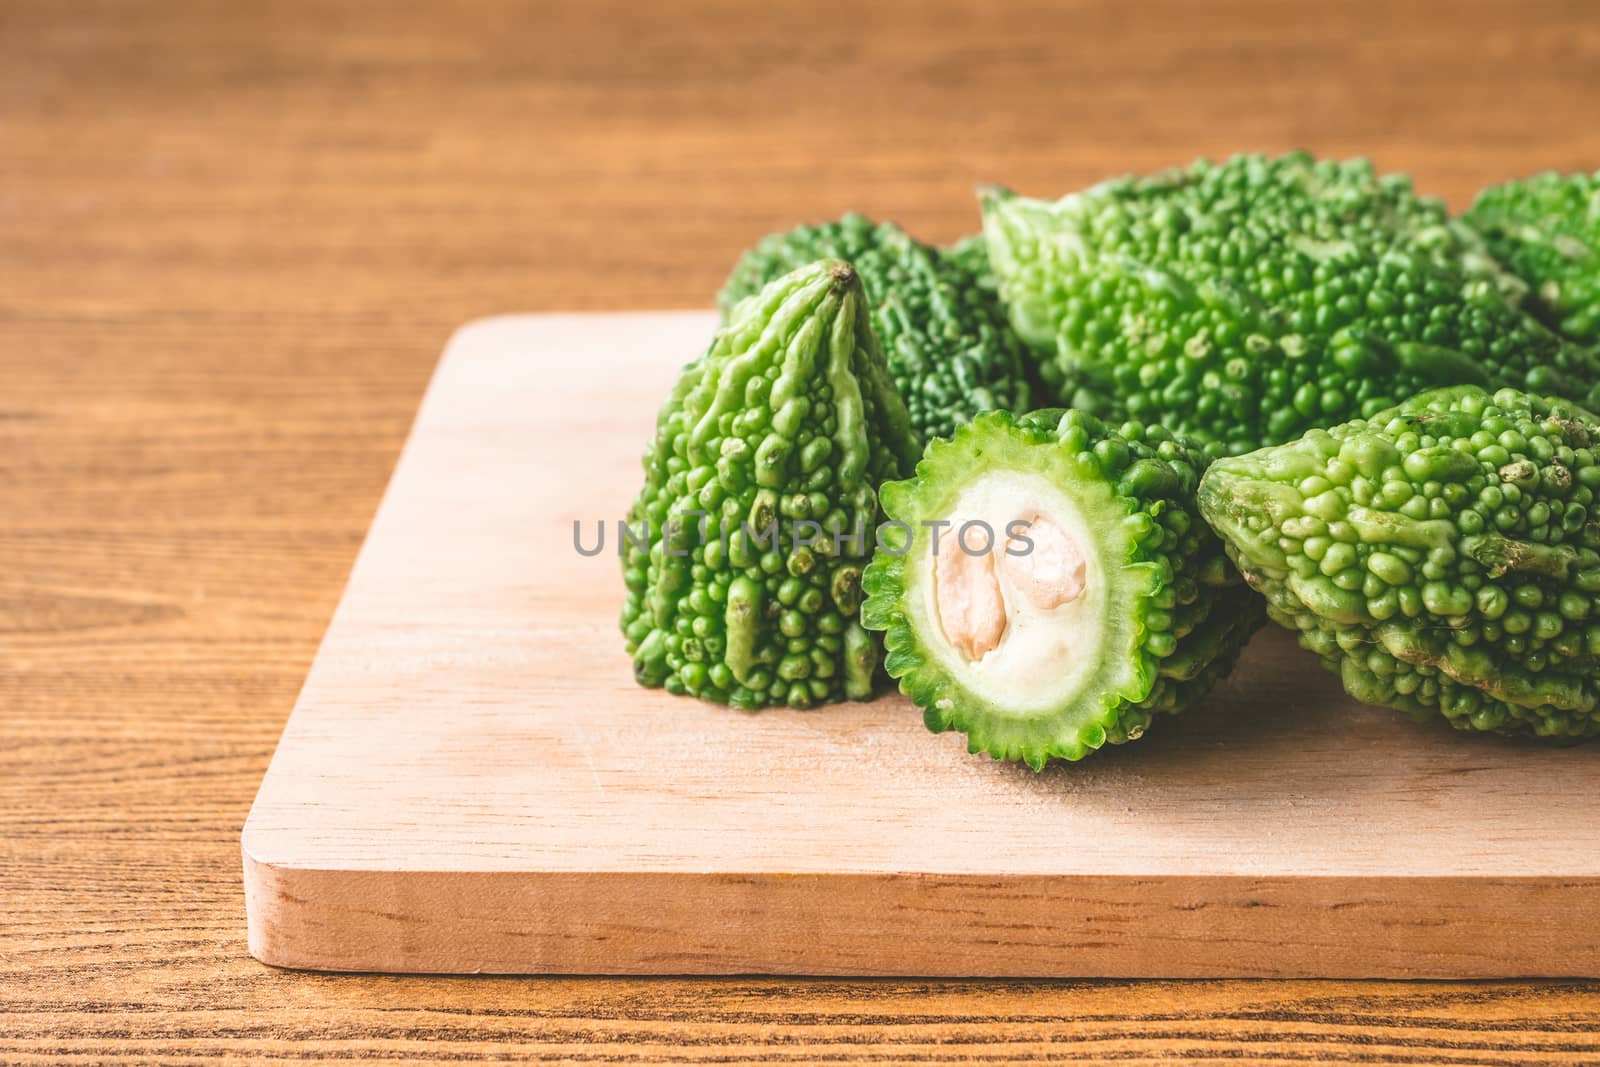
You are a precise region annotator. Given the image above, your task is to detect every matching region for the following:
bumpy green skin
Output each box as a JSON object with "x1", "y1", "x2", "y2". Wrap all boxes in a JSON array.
[
  {"x1": 622, "y1": 260, "x2": 920, "y2": 709},
  {"x1": 1199, "y1": 386, "x2": 1600, "y2": 741},
  {"x1": 718, "y1": 214, "x2": 1030, "y2": 442},
  {"x1": 941, "y1": 233, "x2": 999, "y2": 295},
  {"x1": 982, "y1": 152, "x2": 1600, "y2": 457},
  {"x1": 861, "y1": 408, "x2": 1264, "y2": 769},
  {"x1": 1464, "y1": 171, "x2": 1600, "y2": 348}
]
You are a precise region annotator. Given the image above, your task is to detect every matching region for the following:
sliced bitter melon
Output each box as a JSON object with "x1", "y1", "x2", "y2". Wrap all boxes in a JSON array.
[{"x1": 861, "y1": 408, "x2": 1263, "y2": 768}]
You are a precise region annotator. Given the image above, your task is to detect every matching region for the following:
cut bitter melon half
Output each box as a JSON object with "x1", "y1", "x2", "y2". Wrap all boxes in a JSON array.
[{"x1": 861, "y1": 409, "x2": 1264, "y2": 768}]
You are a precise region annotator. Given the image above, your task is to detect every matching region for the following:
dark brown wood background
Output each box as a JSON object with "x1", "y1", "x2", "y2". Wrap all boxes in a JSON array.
[{"x1": 5, "y1": 1, "x2": 1600, "y2": 1062}]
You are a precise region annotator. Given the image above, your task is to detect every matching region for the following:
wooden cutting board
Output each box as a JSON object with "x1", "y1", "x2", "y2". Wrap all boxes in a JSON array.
[{"x1": 242, "y1": 312, "x2": 1600, "y2": 978}]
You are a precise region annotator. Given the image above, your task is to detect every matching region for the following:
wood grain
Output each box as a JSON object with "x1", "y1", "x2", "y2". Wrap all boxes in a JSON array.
[
  {"x1": 5, "y1": 0, "x2": 1600, "y2": 1059},
  {"x1": 241, "y1": 313, "x2": 1600, "y2": 978}
]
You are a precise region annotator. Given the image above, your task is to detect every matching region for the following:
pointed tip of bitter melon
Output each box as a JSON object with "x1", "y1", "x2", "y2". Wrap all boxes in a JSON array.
[
  {"x1": 716, "y1": 216, "x2": 1033, "y2": 445},
  {"x1": 619, "y1": 258, "x2": 920, "y2": 710},
  {"x1": 822, "y1": 259, "x2": 858, "y2": 291},
  {"x1": 860, "y1": 408, "x2": 1264, "y2": 769}
]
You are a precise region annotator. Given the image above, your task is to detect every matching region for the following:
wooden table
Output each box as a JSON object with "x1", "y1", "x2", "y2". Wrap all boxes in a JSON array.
[{"x1": 5, "y1": 1, "x2": 1599, "y2": 1061}]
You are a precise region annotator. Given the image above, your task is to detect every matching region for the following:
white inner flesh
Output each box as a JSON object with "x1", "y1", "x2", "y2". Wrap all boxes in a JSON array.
[{"x1": 915, "y1": 471, "x2": 1105, "y2": 715}]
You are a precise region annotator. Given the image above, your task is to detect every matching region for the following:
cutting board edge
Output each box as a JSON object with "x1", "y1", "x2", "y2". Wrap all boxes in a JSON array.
[{"x1": 242, "y1": 844, "x2": 1600, "y2": 978}]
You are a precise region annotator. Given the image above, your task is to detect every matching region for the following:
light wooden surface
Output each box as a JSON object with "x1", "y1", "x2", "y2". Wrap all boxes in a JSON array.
[
  {"x1": 244, "y1": 313, "x2": 1600, "y2": 977},
  {"x1": 8, "y1": 0, "x2": 1600, "y2": 1060}
]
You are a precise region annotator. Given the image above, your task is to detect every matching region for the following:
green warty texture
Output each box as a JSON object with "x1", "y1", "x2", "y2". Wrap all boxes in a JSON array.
[
  {"x1": 941, "y1": 233, "x2": 1000, "y2": 296},
  {"x1": 982, "y1": 152, "x2": 1600, "y2": 457},
  {"x1": 1199, "y1": 385, "x2": 1600, "y2": 741},
  {"x1": 718, "y1": 213, "x2": 1030, "y2": 443},
  {"x1": 1464, "y1": 170, "x2": 1600, "y2": 349},
  {"x1": 622, "y1": 259, "x2": 920, "y2": 709}
]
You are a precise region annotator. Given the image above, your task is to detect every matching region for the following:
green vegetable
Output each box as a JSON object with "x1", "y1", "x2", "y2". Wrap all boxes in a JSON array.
[
  {"x1": 621, "y1": 260, "x2": 920, "y2": 709},
  {"x1": 1198, "y1": 385, "x2": 1600, "y2": 741},
  {"x1": 941, "y1": 233, "x2": 999, "y2": 295},
  {"x1": 719, "y1": 214, "x2": 1030, "y2": 443},
  {"x1": 1464, "y1": 170, "x2": 1600, "y2": 348},
  {"x1": 861, "y1": 408, "x2": 1263, "y2": 769},
  {"x1": 981, "y1": 152, "x2": 1600, "y2": 457}
]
